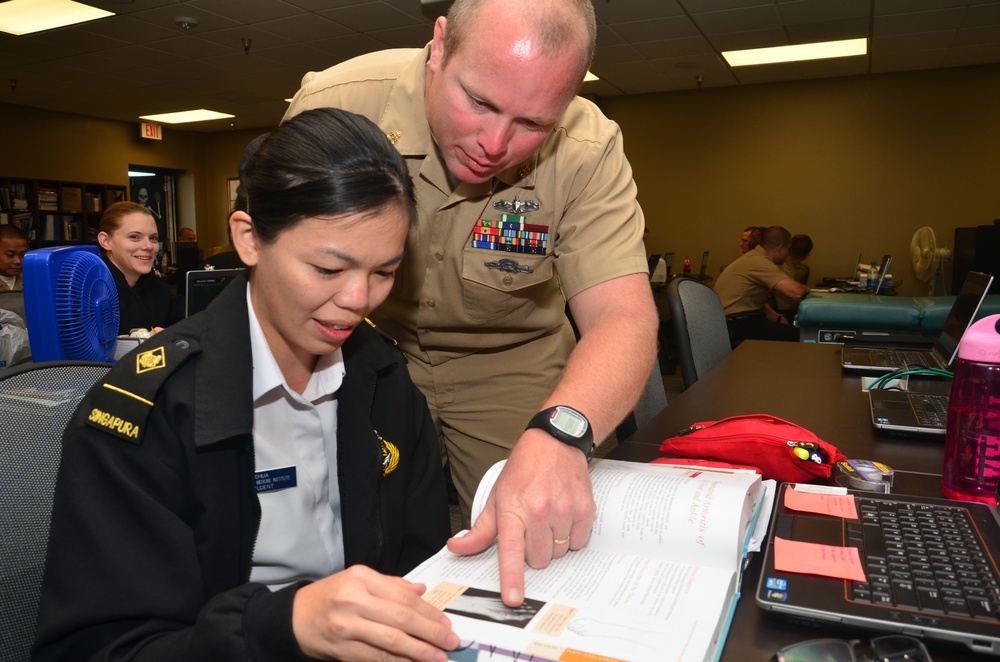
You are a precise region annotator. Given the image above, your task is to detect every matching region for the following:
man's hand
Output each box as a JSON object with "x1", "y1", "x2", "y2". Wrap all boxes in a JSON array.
[
  {"x1": 446, "y1": 429, "x2": 595, "y2": 607},
  {"x1": 292, "y1": 565, "x2": 459, "y2": 661}
]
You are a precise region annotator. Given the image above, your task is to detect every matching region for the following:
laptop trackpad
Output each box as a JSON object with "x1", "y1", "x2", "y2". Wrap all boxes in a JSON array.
[
  {"x1": 873, "y1": 399, "x2": 910, "y2": 411},
  {"x1": 776, "y1": 513, "x2": 844, "y2": 545}
]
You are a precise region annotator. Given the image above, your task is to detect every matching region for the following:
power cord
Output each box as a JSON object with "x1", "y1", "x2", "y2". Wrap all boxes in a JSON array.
[{"x1": 867, "y1": 366, "x2": 953, "y2": 391}]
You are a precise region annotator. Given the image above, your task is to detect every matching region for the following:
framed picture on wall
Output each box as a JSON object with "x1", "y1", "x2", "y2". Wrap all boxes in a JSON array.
[{"x1": 227, "y1": 178, "x2": 239, "y2": 213}]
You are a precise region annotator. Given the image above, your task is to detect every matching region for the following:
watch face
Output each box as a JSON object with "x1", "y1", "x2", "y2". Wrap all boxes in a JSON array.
[{"x1": 550, "y1": 407, "x2": 588, "y2": 438}]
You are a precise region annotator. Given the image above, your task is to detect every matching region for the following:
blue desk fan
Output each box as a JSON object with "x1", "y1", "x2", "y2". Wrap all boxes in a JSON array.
[{"x1": 23, "y1": 245, "x2": 120, "y2": 362}]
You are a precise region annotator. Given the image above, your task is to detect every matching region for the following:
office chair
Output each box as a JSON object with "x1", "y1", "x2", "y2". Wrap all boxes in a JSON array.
[
  {"x1": 0, "y1": 361, "x2": 111, "y2": 661},
  {"x1": 666, "y1": 277, "x2": 731, "y2": 390},
  {"x1": 614, "y1": 357, "x2": 668, "y2": 442},
  {"x1": 565, "y1": 304, "x2": 668, "y2": 443}
]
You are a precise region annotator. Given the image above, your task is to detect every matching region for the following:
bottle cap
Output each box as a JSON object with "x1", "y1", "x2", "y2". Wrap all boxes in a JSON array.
[{"x1": 957, "y1": 314, "x2": 1000, "y2": 364}]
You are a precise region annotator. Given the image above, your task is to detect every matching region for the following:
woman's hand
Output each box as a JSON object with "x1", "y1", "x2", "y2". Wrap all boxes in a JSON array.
[{"x1": 292, "y1": 565, "x2": 459, "y2": 661}]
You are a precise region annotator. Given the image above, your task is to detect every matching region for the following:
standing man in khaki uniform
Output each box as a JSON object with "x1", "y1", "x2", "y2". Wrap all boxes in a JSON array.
[{"x1": 284, "y1": 0, "x2": 658, "y2": 607}]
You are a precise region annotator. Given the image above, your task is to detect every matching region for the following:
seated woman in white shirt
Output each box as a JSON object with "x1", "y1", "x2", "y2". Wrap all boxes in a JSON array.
[{"x1": 35, "y1": 108, "x2": 456, "y2": 661}]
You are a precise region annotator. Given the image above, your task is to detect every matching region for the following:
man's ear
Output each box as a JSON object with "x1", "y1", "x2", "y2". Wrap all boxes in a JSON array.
[
  {"x1": 428, "y1": 16, "x2": 447, "y2": 72},
  {"x1": 229, "y1": 211, "x2": 260, "y2": 267}
]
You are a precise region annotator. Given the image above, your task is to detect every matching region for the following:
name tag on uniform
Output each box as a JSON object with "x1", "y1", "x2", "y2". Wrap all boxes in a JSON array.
[{"x1": 254, "y1": 466, "x2": 297, "y2": 493}]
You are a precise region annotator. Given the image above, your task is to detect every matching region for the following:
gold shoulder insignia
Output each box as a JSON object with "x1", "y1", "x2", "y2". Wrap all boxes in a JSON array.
[
  {"x1": 136, "y1": 346, "x2": 166, "y2": 373},
  {"x1": 377, "y1": 431, "x2": 400, "y2": 477},
  {"x1": 82, "y1": 338, "x2": 199, "y2": 444}
]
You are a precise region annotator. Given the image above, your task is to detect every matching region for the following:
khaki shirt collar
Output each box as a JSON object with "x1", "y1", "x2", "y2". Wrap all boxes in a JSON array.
[{"x1": 381, "y1": 45, "x2": 539, "y2": 198}]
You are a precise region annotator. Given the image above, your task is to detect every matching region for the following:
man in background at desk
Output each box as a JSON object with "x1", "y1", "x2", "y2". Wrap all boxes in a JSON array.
[
  {"x1": 716, "y1": 225, "x2": 809, "y2": 344},
  {"x1": 0, "y1": 225, "x2": 28, "y2": 292},
  {"x1": 284, "y1": 0, "x2": 657, "y2": 608}
]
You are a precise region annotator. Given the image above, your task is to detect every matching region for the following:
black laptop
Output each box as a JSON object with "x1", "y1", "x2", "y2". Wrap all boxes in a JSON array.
[
  {"x1": 184, "y1": 268, "x2": 245, "y2": 317},
  {"x1": 819, "y1": 254, "x2": 892, "y2": 294},
  {"x1": 842, "y1": 271, "x2": 994, "y2": 374},
  {"x1": 869, "y1": 389, "x2": 950, "y2": 436},
  {"x1": 757, "y1": 483, "x2": 1000, "y2": 656},
  {"x1": 819, "y1": 251, "x2": 863, "y2": 287}
]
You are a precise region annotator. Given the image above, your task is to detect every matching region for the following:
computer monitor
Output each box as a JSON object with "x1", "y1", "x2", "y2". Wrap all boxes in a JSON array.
[
  {"x1": 172, "y1": 241, "x2": 202, "y2": 295},
  {"x1": 185, "y1": 268, "x2": 245, "y2": 317},
  {"x1": 647, "y1": 253, "x2": 661, "y2": 277}
]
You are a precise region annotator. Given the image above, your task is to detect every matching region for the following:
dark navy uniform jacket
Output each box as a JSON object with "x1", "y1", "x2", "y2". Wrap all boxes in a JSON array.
[
  {"x1": 103, "y1": 255, "x2": 180, "y2": 334},
  {"x1": 34, "y1": 271, "x2": 450, "y2": 661}
]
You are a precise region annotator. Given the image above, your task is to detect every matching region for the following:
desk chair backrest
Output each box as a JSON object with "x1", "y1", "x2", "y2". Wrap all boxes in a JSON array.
[
  {"x1": 666, "y1": 277, "x2": 731, "y2": 389},
  {"x1": 615, "y1": 357, "x2": 668, "y2": 442},
  {"x1": 0, "y1": 361, "x2": 111, "y2": 662}
]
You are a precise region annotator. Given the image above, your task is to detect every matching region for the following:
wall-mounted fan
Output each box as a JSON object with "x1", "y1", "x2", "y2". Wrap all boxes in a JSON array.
[
  {"x1": 910, "y1": 226, "x2": 951, "y2": 296},
  {"x1": 23, "y1": 245, "x2": 119, "y2": 362}
]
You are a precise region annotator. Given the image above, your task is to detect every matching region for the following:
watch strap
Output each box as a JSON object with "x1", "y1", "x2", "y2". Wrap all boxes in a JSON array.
[{"x1": 526, "y1": 406, "x2": 595, "y2": 461}]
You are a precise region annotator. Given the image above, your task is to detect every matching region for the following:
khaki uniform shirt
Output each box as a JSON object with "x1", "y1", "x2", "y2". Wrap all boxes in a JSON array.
[
  {"x1": 715, "y1": 246, "x2": 788, "y2": 316},
  {"x1": 284, "y1": 47, "x2": 647, "y2": 504},
  {"x1": 0, "y1": 275, "x2": 23, "y2": 292},
  {"x1": 285, "y1": 46, "x2": 646, "y2": 364}
]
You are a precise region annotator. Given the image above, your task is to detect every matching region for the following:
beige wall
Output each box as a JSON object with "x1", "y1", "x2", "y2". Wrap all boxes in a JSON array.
[
  {"x1": 0, "y1": 102, "x2": 271, "y2": 251},
  {"x1": 3, "y1": 63, "x2": 999, "y2": 296},
  {"x1": 599, "y1": 63, "x2": 1000, "y2": 297}
]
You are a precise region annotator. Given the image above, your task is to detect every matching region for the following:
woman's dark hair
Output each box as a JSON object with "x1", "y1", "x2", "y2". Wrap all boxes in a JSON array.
[{"x1": 234, "y1": 107, "x2": 416, "y2": 244}]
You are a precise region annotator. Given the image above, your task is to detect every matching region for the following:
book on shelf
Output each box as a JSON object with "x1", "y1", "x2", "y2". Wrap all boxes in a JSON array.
[
  {"x1": 11, "y1": 212, "x2": 34, "y2": 239},
  {"x1": 41, "y1": 214, "x2": 62, "y2": 241},
  {"x1": 63, "y1": 216, "x2": 83, "y2": 241},
  {"x1": 38, "y1": 188, "x2": 58, "y2": 211},
  {"x1": 407, "y1": 459, "x2": 774, "y2": 662},
  {"x1": 84, "y1": 192, "x2": 103, "y2": 212},
  {"x1": 62, "y1": 186, "x2": 83, "y2": 213}
]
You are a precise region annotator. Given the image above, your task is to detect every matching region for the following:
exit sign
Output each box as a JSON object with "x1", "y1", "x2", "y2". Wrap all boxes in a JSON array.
[{"x1": 140, "y1": 122, "x2": 162, "y2": 140}]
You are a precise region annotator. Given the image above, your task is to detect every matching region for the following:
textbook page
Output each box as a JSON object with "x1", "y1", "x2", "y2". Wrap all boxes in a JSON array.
[
  {"x1": 411, "y1": 459, "x2": 765, "y2": 662},
  {"x1": 471, "y1": 459, "x2": 764, "y2": 569}
]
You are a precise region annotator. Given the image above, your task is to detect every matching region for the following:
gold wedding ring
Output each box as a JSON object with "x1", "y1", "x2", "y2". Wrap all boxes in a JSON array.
[{"x1": 553, "y1": 536, "x2": 570, "y2": 545}]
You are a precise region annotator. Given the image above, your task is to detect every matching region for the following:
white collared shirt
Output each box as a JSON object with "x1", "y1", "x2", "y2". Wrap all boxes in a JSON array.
[{"x1": 245, "y1": 285, "x2": 347, "y2": 589}]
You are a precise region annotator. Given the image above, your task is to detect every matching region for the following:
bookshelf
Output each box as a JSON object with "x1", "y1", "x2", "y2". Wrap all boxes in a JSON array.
[{"x1": 0, "y1": 176, "x2": 126, "y2": 246}]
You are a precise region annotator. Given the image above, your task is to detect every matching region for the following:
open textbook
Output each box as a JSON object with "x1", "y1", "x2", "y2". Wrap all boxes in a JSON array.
[{"x1": 407, "y1": 459, "x2": 773, "y2": 662}]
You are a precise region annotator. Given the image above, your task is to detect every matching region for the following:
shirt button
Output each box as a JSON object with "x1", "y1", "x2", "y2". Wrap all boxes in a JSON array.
[
  {"x1": 503, "y1": 275, "x2": 513, "y2": 286},
  {"x1": 427, "y1": 299, "x2": 436, "y2": 309},
  {"x1": 435, "y1": 252, "x2": 444, "y2": 261}
]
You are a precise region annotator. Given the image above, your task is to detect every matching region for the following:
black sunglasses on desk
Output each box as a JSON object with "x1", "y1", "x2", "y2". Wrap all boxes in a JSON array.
[{"x1": 773, "y1": 634, "x2": 931, "y2": 662}]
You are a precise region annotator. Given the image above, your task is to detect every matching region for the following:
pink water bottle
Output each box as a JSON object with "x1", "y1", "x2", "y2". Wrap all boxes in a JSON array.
[{"x1": 942, "y1": 314, "x2": 1000, "y2": 503}]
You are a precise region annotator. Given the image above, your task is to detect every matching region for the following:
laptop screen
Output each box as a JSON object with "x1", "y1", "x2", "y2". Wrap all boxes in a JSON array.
[
  {"x1": 873, "y1": 254, "x2": 892, "y2": 294},
  {"x1": 933, "y1": 271, "x2": 994, "y2": 365},
  {"x1": 185, "y1": 268, "x2": 245, "y2": 317}
]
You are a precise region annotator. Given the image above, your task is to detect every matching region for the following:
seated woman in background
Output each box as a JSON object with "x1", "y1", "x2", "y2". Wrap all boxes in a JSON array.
[
  {"x1": 97, "y1": 201, "x2": 179, "y2": 334},
  {"x1": 34, "y1": 107, "x2": 455, "y2": 661}
]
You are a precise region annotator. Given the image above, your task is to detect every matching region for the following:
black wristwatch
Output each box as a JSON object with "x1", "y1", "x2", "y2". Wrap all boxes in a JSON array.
[{"x1": 526, "y1": 406, "x2": 595, "y2": 462}]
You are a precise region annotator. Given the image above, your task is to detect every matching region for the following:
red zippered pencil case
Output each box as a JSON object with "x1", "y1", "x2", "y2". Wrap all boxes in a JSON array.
[{"x1": 658, "y1": 414, "x2": 846, "y2": 483}]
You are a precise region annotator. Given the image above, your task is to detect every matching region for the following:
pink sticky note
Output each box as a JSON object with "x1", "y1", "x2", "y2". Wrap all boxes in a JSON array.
[
  {"x1": 774, "y1": 536, "x2": 867, "y2": 582},
  {"x1": 784, "y1": 487, "x2": 859, "y2": 520}
]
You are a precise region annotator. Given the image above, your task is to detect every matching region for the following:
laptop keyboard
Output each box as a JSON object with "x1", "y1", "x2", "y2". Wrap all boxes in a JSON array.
[
  {"x1": 847, "y1": 498, "x2": 1000, "y2": 619},
  {"x1": 911, "y1": 393, "x2": 949, "y2": 428},
  {"x1": 874, "y1": 350, "x2": 930, "y2": 368}
]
